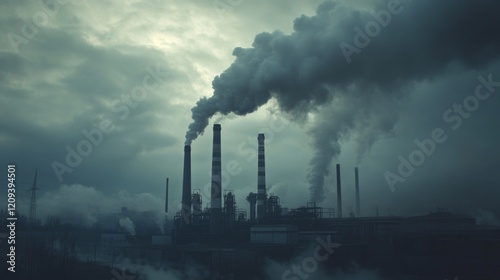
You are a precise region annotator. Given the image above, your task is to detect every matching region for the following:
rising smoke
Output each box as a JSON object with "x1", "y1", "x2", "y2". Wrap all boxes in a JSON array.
[
  {"x1": 185, "y1": 0, "x2": 500, "y2": 203},
  {"x1": 119, "y1": 217, "x2": 136, "y2": 235},
  {"x1": 36, "y1": 184, "x2": 166, "y2": 229}
]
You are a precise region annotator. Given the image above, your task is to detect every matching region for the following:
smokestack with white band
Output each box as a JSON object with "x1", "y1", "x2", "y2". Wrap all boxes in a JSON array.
[
  {"x1": 257, "y1": 133, "x2": 266, "y2": 221},
  {"x1": 210, "y1": 124, "x2": 223, "y2": 234}
]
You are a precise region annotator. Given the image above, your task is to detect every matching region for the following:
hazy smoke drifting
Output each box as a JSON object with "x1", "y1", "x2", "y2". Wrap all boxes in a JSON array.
[
  {"x1": 37, "y1": 184, "x2": 165, "y2": 227},
  {"x1": 307, "y1": 93, "x2": 399, "y2": 201},
  {"x1": 185, "y1": 0, "x2": 500, "y2": 202},
  {"x1": 119, "y1": 217, "x2": 136, "y2": 235},
  {"x1": 474, "y1": 209, "x2": 500, "y2": 227},
  {"x1": 264, "y1": 244, "x2": 384, "y2": 280}
]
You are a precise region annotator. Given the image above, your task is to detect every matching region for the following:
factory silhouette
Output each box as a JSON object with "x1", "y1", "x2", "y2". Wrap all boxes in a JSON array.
[
  {"x1": 1, "y1": 123, "x2": 500, "y2": 280},
  {"x1": 174, "y1": 123, "x2": 359, "y2": 243},
  {"x1": 164, "y1": 123, "x2": 499, "y2": 279}
]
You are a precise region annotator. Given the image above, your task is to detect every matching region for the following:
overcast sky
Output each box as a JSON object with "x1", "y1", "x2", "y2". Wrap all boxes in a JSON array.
[{"x1": 1, "y1": 0, "x2": 499, "y2": 224}]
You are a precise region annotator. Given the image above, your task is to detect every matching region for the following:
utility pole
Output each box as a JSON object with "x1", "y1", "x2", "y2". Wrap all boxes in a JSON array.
[{"x1": 29, "y1": 169, "x2": 38, "y2": 227}]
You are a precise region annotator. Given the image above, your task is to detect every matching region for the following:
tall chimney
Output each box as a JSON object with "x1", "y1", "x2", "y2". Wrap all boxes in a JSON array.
[
  {"x1": 210, "y1": 124, "x2": 223, "y2": 234},
  {"x1": 355, "y1": 167, "x2": 360, "y2": 217},
  {"x1": 257, "y1": 133, "x2": 266, "y2": 221},
  {"x1": 165, "y1": 178, "x2": 169, "y2": 213},
  {"x1": 181, "y1": 145, "x2": 191, "y2": 227},
  {"x1": 336, "y1": 164, "x2": 342, "y2": 218}
]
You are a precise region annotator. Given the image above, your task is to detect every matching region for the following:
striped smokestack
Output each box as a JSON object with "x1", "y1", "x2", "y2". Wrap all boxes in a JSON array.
[
  {"x1": 181, "y1": 145, "x2": 191, "y2": 227},
  {"x1": 336, "y1": 164, "x2": 342, "y2": 218},
  {"x1": 355, "y1": 167, "x2": 360, "y2": 217},
  {"x1": 210, "y1": 124, "x2": 223, "y2": 234},
  {"x1": 257, "y1": 133, "x2": 266, "y2": 221}
]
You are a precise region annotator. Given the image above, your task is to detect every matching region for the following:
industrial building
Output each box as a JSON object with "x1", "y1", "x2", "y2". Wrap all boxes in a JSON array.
[
  {"x1": 159, "y1": 123, "x2": 500, "y2": 279},
  {"x1": 5, "y1": 123, "x2": 498, "y2": 280},
  {"x1": 171, "y1": 124, "x2": 475, "y2": 244}
]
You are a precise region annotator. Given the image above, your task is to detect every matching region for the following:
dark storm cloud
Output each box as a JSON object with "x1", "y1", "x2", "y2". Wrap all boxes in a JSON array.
[
  {"x1": 0, "y1": 24, "x2": 181, "y2": 192},
  {"x1": 185, "y1": 0, "x2": 500, "y2": 202}
]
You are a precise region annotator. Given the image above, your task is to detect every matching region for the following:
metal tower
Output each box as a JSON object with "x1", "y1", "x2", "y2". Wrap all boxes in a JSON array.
[{"x1": 29, "y1": 169, "x2": 38, "y2": 226}]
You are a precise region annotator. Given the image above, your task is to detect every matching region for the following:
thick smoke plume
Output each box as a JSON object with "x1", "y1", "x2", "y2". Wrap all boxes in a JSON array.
[{"x1": 185, "y1": 0, "x2": 500, "y2": 202}]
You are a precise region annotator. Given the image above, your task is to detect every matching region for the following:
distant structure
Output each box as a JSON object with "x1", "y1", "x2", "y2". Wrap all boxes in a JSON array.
[
  {"x1": 192, "y1": 190, "x2": 202, "y2": 225},
  {"x1": 246, "y1": 192, "x2": 257, "y2": 222},
  {"x1": 165, "y1": 177, "x2": 169, "y2": 213},
  {"x1": 29, "y1": 169, "x2": 38, "y2": 226},
  {"x1": 224, "y1": 190, "x2": 236, "y2": 230},
  {"x1": 336, "y1": 164, "x2": 342, "y2": 218},
  {"x1": 355, "y1": 167, "x2": 360, "y2": 217}
]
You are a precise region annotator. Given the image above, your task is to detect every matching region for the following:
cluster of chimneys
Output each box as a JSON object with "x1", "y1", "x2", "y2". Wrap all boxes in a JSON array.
[
  {"x1": 176, "y1": 124, "x2": 362, "y2": 228},
  {"x1": 179, "y1": 124, "x2": 224, "y2": 233}
]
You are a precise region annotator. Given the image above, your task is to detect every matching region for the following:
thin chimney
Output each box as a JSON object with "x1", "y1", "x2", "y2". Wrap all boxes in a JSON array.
[
  {"x1": 181, "y1": 145, "x2": 191, "y2": 227},
  {"x1": 165, "y1": 178, "x2": 169, "y2": 213},
  {"x1": 336, "y1": 164, "x2": 342, "y2": 218}
]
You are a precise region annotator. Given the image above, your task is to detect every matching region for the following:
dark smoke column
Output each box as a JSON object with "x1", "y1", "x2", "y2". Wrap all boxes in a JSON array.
[
  {"x1": 210, "y1": 124, "x2": 223, "y2": 234},
  {"x1": 257, "y1": 134, "x2": 266, "y2": 221},
  {"x1": 181, "y1": 145, "x2": 191, "y2": 228}
]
